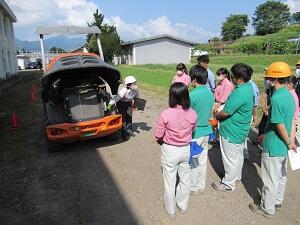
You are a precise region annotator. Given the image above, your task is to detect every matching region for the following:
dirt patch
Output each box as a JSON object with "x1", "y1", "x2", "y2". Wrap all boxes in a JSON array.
[{"x1": 1, "y1": 72, "x2": 300, "y2": 225}]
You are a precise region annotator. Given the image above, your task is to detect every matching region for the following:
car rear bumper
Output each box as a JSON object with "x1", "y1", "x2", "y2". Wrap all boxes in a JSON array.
[{"x1": 46, "y1": 115, "x2": 122, "y2": 143}]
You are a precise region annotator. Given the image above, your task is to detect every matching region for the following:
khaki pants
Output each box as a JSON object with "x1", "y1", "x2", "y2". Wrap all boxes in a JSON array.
[
  {"x1": 161, "y1": 143, "x2": 190, "y2": 215},
  {"x1": 260, "y1": 153, "x2": 287, "y2": 215},
  {"x1": 242, "y1": 116, "x2": 253, "y2": 160},
  {"x1": 190, "y1": 136, "x2": 209, "y2": 192},
  {"x1": 220, "y1": 135, "x2": 244, "y2": 190}
]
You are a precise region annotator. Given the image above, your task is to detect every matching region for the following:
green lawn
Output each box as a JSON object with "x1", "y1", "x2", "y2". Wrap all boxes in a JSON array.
[
  {"x1": 229, "y1": 24, "x2": 300, "y2": 46},
  {"x1": 116, "y1": 54, "x2": 300, "y2": 125},
  {"x1": 117, "y1": 54, "x2": 299, "y2": 92}
]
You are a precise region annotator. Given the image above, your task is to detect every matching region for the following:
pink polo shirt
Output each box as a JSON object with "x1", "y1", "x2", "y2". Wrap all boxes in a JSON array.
[
  {"x1": 290, "y1": 89, "x2": 299, "y2": 120},
  {"x1": 214, "y1": 77, "x2": 233, "y2": 103},
  {"x1": 172, "y1": 72, "x2": 191, "y2": 86},
  {"x1": 155, "y1": 105, "x2": 197, "y2": 146}
]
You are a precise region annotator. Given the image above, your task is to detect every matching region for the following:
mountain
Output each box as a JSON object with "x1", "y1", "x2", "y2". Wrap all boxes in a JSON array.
[{"x1": 15, "y1": 35, "x2": 86, "y2": 52}]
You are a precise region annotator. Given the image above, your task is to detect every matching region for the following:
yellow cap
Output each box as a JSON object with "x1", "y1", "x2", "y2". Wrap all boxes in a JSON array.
[
  {"x1": 265, "y1": 62, "x2": 291, "y2": 78},
  {"x1": 297, "y1": 60, "x2": 300, "y2": 65}
]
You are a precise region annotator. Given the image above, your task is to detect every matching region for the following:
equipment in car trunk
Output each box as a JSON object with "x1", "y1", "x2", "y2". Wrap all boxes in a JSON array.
[{"x1": 63, "y1": 87, "x2": 105, "y2": 122}]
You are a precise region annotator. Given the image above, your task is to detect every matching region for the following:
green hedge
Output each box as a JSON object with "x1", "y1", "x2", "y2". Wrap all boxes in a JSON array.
[{"x1": 230, "y1": 40, "x2": 298, "y2": 54}]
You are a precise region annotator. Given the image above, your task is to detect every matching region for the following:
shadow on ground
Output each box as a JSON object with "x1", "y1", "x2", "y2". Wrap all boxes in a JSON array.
[
  {"x1": 208, "y1": 132, "x2": 263, "y2": 205},
  {"x1": 132, "y1": 121, "x2": 152, "y2": 134},
  {"x1": 1, "y1": 135, "x2": 140, "y2": 225}
]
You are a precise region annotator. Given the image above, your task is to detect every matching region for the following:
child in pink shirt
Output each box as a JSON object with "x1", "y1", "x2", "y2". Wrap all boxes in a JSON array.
[
  {"x1": 172, "y1": 63, "x2": 191, "y2": 86},
  {"x1": 155, "y1": 82, "x2": 197, "y2": 218},
  {"x1": 214, "y1": 68, "x2": 233, "y2": 113},
  {"x1": 287, "y1": 76, "x2": 300, "y2": 144}
]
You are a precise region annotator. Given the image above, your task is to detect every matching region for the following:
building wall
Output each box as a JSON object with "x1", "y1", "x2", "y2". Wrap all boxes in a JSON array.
[
  {"x1": 17, "y1": 57, "x2": 30, "y2": 70},
  {"x1": 0, "y1": 8, "x2": 17, "y2": 79},
  {"x1": 134, "y1": 37, "x2": 191, "y2": 65}
]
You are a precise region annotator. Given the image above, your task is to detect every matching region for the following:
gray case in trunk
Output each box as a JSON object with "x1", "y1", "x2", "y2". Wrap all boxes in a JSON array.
[{"x1": 67, "y1": 90, "x2": 104, "y2": 122}]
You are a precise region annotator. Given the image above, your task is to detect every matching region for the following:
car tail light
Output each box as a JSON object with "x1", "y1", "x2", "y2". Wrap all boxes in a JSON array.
[
  {"x1": 109, "y1": 118, "x2": 120, "y2": 126},
  {"x1": 50, "y1": 129, "x2": 64, "y2": 135}
]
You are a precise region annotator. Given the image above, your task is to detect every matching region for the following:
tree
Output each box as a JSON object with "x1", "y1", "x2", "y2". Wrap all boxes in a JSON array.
[
  {"x1": 221, "y1": 14, "x2": 249, "y2": 41},
  {"x1": 289, "y1": 12, "x2": 300, "y2": 24},
  {"x1": 50, "y1": 46, "x2": 66, "y2": 53},
  {"x1": 87, "y1": 9, "x2": 121, "y2": 62},
  {"x1": 210, "y1": 37, "x2": 221, "y2": 43},
  {"x1": 252, "y1": 1, "x2": 291, "y2": 35}
]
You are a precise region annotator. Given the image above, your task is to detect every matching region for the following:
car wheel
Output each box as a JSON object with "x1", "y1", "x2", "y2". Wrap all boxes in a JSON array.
[
  {"x1": 46, "y1": 139, "x2": 63, "y2": 153},
  {"x1": 106, "y1": 130, "x2": 121, "y2": 141}
]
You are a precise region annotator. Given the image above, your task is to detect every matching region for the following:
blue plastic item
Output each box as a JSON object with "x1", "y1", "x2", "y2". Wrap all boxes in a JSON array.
[
  {"x1": 189, "y1": 140, "x2": 204, "y2": 164},
  {"x1": 209, "y1": 132, "x2": 216, "y2": 142},
  {"x1": 190, "y1": 140, "x2": 204, "y2": 158}
]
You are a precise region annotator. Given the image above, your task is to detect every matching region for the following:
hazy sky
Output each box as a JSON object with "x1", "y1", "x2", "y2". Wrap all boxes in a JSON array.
[{"x1": 6, "y1": 0, "x2": 300, "y2": 43}]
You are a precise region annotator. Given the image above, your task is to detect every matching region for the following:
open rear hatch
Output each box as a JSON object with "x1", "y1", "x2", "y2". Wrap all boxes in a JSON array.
[{"x1": 41, "y1": 54, "x2": 122, "y2": 143}]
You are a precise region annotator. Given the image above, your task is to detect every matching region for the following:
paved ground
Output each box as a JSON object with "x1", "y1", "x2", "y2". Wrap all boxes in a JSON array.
[{"x1": 1, "y1": 73, "x2": 300, "y2": 225}]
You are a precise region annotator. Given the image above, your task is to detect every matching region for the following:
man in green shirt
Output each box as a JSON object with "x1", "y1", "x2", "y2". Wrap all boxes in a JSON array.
[
  {"x1": 212, "y1": 63, "x2": 254, "y2": 192},
  {"x1": 189, "y1": 65, "x2": 214, "y2": 195},
  {"x1": 249, "y1": 62, "x2": 296, "y2": 218}
]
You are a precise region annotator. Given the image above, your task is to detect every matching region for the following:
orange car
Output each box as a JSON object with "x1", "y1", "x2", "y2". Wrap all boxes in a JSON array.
[{"x1": 41, "y1": 53, "x2": 122, "y2": 151}]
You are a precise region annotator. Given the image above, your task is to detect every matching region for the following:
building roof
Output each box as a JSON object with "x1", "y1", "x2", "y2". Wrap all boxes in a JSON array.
[
  {"x1": 122, "y1": 34, "x2": 195, "y2": 46},
  {"x1": 36, "y1": 26, "x2": 100, "y2": 35},
  {"x1": 17, "y1": 55, "x2": 30, "y2": 58},
  {"x1": 0, "y1": 0, "x2": 17, "y2": 22}
]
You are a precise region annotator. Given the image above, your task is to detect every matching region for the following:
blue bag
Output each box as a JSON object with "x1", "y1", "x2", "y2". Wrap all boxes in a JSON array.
[
  {"x1": 190, "y1": 140, "x2": 204, "y2": 158},
  {"x1": 209, "y1": 132, "x2": 216, "y2": 142},
  {"x1": 189, "y1": 140, "x2": 204, "y2": 164}
]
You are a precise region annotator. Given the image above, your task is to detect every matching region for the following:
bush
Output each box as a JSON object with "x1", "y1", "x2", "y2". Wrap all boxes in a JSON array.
[{"x1": 228, "y1": 40, "x2": 298, "y2": 54}]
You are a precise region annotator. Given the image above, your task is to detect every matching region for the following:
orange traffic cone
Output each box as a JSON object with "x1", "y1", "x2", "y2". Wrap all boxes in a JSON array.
[
  {"x1": 30, "y1": 90, "x2": 37, "y2": 103},
  {"x1": 11, "y1": 112, "x2": 20, "y2": 128}
]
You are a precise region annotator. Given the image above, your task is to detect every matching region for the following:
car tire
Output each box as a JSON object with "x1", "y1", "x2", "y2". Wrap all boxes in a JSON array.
[
  {"x1": 46, "y1": 139, "x2": 63, "y2": 153},
  {"x1": 106, "y1": 130, "x2": 121, "y2": 141}
]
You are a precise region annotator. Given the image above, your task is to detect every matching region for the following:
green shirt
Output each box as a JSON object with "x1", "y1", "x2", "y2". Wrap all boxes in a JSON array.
[
  {"x1": 262, "y1": 87, "x2": 295, "y2": 157},
  {"x1": 219, "y1": 82, "x2": 254, "y2": 144},
  {"x1": 189, "y1": 85, "x2": 214, "y2": 138}
]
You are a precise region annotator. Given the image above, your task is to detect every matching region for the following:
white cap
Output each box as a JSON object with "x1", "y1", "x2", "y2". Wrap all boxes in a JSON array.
[
  {"x1": 198, "y1": 51, "x2": 208, "y2": 56},
  {"x1": 124, "y1": 76, "x2": 136, "y2": 85}
]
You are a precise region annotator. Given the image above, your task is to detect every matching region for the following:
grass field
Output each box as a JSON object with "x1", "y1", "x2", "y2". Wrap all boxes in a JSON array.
[
  {"x1": 117, "y1": 54, "x2": 299, "y2": 92},
  {"x1": 196, "y1": 24, "x2": 300, "y2": 54},
  {"x1": 116, "y1": 54, "x2": 300, "y2": 125},
  {"x1": 229, "y1": 24, "x2": 300, "y2": 47}
]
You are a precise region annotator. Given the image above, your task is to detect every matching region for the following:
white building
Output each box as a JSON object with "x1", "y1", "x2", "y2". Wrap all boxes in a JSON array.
[
  {"x1": 0, "y1": 0, "x2": 17, "y2": 79},
  {"x1": 117, "y1": 34, "x2": 195, "y2": 65},
  {"x1": 17, "y1": 55, "x2": 30, "y2": 70}
]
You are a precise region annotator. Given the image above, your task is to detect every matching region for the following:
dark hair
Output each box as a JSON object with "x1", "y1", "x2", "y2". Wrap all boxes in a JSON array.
[
  {"x1": 231, "y1": 63, "x2": 253, "y2": 82},
  {"x1": 277, "y1": 77, "x2": 291, "y2": 84},
  {"x1": 267, "y1": 76, "x2": 291, "y2": 85},
  {"x1": 176, "y1": 63, "x2": 188, "y2": 74},
  {"x1": 169, "y1": 82, "x2": 190, "y2": 109},
  {"x1": 288, "y1": 76, "x2": 297, "y2": 88},
  {"x1": 197, "y1": 54, "x2": 209, "y2": 64},
  {"x1": 295, "y1": 77, "x2": 300, "y2": 107},
  {"x1": 216, "y1": 68, "x2": 231, "y2": 81},
  {"x1": 189, "y1": 65, "x2": 208, "y2": 85}
]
